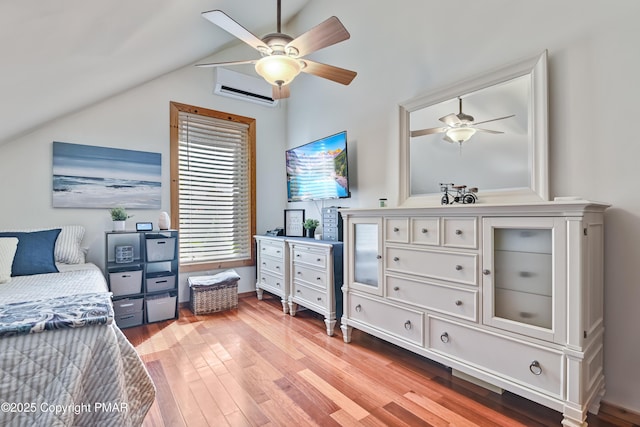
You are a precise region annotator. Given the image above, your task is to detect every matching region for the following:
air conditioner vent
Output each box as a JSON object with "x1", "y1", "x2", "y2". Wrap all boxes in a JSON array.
[{"x1": 213, "y1": 68, "x2": 277, "y2": 107}]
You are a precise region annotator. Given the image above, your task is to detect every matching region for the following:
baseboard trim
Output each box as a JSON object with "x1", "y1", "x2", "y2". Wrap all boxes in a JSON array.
[{"x1": 599, "y1": 401, "x2": 640, "y2": 424}]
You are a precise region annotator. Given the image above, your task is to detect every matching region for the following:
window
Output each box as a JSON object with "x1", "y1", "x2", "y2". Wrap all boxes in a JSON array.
[{"x1": 170, "y1": 102, "x2": 256, "y2": 271}]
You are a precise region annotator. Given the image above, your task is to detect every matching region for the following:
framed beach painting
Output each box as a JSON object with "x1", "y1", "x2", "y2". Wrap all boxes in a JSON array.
[{"x1": 52, "y1": 141, "x2": 161, "y2": 209}]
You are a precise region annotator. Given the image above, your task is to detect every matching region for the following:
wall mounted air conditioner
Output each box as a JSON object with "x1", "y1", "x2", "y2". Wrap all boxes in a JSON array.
[{"x1": 213, "y1": 68, "x2": 278, "y2": 107}]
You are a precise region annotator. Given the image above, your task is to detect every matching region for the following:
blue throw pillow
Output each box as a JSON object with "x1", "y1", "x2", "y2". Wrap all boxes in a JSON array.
[{"x1": 0, "y1": 229, "x2": 61, "y2": 276}]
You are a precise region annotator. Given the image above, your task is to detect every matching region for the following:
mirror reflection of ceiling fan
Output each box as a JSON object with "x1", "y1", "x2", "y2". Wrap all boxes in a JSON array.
[
  {"x1": 411, "y1": 97, "x2": 515, "y2": 144},
  {"x1": 196, "y1": 0, "x2": 357, "y2": 100}
]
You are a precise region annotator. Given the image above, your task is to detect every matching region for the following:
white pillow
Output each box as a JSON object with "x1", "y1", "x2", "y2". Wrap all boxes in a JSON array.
[
  {"x1": 0, "y1": 225, "x2": 86, "y2": 264},
  {"x1": 0, "y1": 237, "x2": 19, "y2": 283}
]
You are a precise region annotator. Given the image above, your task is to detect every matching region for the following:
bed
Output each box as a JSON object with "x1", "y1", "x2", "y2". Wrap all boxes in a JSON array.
[{"x1": 0, "y1": 226, "x2": 155, "y2": 426}]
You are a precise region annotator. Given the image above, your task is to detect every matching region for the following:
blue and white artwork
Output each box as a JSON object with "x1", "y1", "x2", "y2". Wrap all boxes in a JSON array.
[{"x1": 53, "y1": 141, "x2": 161, "y2": 209}]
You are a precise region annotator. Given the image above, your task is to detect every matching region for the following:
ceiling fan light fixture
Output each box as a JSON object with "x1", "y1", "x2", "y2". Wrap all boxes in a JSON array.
[
  {"x1": 255, "y1": 55, "x2": 302, "y2": 86},
  {"x1": 446, "y1": 127, "x2": 477, "y2": 143}
]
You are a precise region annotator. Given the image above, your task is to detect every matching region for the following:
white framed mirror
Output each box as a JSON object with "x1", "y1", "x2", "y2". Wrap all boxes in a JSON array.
[{"x1": 399, "y1": 51, "x2": 549, "y2": 206}]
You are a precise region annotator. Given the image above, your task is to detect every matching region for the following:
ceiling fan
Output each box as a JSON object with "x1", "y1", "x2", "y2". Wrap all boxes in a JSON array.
[
  {"x1": 196, "y1": 0, "x2": 357, "y2": 100},
  {"x1": 410, "y1": 97, "x2": 515, "y2": 144}
]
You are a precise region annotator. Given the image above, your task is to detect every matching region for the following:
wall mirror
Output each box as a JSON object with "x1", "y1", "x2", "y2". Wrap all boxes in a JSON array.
[{"x1": 399, "y1": 51, "x2": 549, "y2": 206}]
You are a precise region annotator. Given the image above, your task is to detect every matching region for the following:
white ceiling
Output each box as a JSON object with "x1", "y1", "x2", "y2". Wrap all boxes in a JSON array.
[{"x1": 0, "y1": 0, "x2": 310, "y2": 144}]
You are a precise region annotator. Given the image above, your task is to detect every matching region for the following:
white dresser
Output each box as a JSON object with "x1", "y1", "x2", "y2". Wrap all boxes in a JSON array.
[
  {"x1": 254, "y1": 235, "x2": 343, "y2": 335},
  {"x1": 340, "y1": 201, "x2": 608, "y2": 427}
]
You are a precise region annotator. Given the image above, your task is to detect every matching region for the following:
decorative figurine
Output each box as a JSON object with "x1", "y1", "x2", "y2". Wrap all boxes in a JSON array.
[{"x1": 440, "y1": 183, "x2": 478, "y2": 205}]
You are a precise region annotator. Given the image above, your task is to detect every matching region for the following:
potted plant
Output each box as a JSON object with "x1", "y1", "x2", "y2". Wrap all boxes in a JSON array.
[
  {"x1": 303, "y1": 218, "x2": 320, "y2": 238},
  {"x1": 109, "y1": 207, "x2": 131, "y2": 231}
]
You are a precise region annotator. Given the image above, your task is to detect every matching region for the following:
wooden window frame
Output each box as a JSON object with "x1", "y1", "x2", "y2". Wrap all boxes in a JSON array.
[{"x1": 170, "y1": 101, "x2": 256, "y2": 272}]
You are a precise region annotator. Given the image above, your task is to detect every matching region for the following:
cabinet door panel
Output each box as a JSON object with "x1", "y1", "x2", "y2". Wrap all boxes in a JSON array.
[
  {"x1": 494, "y1": 289, "x2": 552, "y2": 329},
  {"x1": 494, "y1": 250, "x2": 552, "y2": 295}
]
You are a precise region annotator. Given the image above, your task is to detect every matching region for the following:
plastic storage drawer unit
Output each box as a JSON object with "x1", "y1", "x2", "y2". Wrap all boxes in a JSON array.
[
  {"x1": 146, "y1": 294, "x2": 177, "y2": 322},
  {"x1": 109, "y1": 270, "x2": 143, "y2": 296},
  {"x1": 146, "y1": 236, "x2": 176, "y2": 262},
  {"x1": 115, "y1": 311, "x2": 143, "y2": 328},
  {"x1": 112, "y1": 297, "x2": 144, "y2": 317},
  {"x1": 146, "y1": 272, "x2": 176, "y2": 293}
]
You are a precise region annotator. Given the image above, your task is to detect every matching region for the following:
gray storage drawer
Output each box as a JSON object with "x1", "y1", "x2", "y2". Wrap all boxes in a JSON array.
[
  {"x1": 112, "y1": 297, "x2": 144, "y2": 316},
  {"x1": 109, "y1": 270, "x2": 143, "y2": 296}
]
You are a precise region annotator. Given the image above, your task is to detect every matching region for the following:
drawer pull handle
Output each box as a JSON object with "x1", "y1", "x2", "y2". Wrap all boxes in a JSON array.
[
  {"x1": 440, "y1": 332, "x2": 450, "y2": 343},
  {"x1": 455, "y1": 229, "x2": 463, "y2": 235},
  {"x1": 376, "y1": 255, "x2": 382, "y2": 260},
  {"x1": 455, "y1": 265, "x2": 463, "y2": 271},
  {"x1": 355, "y1": 304, "x2": 362, "y2": 312},
  {"x1": 393, "y1": 227, "x2": 400, "y2": 232},
  {"x1": 393, "y1": 257, "x2": 400, "y2": 262},
  {"x1": 404, "y1": 320, "x2": 412, "y2": 330},
  {"x1": 119, "y1": 303, "x2": 134, "y2": 308},
  {"x1": 519, "y1": 271, "x2": 534, "y2": 278},
  {"x1": 455, "y1": 300, "x2": 463, "y2": 306},
  {"x1": 421, "y1": 228, "x2": 428, "y2": 233},
  {"x1": 483, "y1": 269, "x2": 491, "y2": 275},
  {"x1": 393, "y1": 286, "x2": 400, "y2": 291},
  {"x1": 529, "y1": 360, "x2": 543, "y2": 375},
  {"x1": 121, "y1": 274, "x2": 131, "y2": 278}
]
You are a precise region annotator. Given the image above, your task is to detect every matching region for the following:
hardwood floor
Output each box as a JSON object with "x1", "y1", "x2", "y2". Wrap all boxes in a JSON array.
[{"x1": 124, "y1": 294, "x2": 633, "y2": 427}]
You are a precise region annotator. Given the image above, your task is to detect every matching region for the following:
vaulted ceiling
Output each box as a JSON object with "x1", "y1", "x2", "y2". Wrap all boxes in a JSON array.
[{"x1": 0, "y1": 0, "x2": 309, "y2": 144}]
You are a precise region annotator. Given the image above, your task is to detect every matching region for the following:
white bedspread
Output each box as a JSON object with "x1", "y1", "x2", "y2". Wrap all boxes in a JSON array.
[{"x1": 0, "y1": 264, "x2": 155, "y2": 426}]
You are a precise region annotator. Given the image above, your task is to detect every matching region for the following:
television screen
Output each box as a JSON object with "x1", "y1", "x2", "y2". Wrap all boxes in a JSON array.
[{"x1": 286, "y1": 131, "x2": 350, "y2": 202}]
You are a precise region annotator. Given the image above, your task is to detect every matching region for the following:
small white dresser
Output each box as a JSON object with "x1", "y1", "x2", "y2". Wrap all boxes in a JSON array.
[
  {"x1": 340, "y1": 201, "x2": 608, "y2": 427},
  {"x1": 254, "y1": 235, "x2": 343, "y2": 335}
]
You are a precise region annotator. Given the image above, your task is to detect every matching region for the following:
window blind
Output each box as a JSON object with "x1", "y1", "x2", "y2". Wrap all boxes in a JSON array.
[{"x1": 177, "y1": 111, "x2": 252, "y2": 266}]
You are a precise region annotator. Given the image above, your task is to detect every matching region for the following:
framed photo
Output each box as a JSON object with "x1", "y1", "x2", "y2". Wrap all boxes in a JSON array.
[{"x1": 284, "y1": 209, "x2": 305, "y2": 237}]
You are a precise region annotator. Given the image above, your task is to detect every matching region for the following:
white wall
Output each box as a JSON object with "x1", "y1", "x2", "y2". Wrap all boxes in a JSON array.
[
  {"x1": 0, "y1": 49, "x2": 288, "y2": 301},
  {"x1": 286, "y1": 0, "x2": 640, "y2": 414}
]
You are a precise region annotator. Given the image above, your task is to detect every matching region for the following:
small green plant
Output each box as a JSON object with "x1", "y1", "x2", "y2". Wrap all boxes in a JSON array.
[
  {"x1": 303, "y1": 218, "x2": 320, "y2": 229},
  {"x1": 109, "y1": 207, "x2": 131, "y2": 221}
]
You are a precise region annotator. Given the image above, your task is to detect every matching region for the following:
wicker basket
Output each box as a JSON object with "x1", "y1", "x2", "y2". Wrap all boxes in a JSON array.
[{"x1": 189, "y1": 281, "x2": 238, "y2": 315}]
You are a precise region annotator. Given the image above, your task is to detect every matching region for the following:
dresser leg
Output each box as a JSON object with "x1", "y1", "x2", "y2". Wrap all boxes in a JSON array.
[
  {"x1": 324, "y1": 318, "x2": 336, "y2": 336},
  {"x1": 281, "y1": 298, "x2": 290, "y2": 314},
  {"x1": 256, "y1": 286, "x2": 264, "y2": 300},
  {"x1": 341, "y1": 324, "x2": 352, "y2": 343}
]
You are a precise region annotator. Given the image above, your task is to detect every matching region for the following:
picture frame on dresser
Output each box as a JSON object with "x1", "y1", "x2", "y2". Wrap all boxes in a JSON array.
[{"x1": 284, "y1": 209, "x2": 305, "y2": 237}]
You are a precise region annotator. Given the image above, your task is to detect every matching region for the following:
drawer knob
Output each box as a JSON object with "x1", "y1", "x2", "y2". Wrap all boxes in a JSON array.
[
  {"x1": 317, "y1": 258, "x2": 321, "y2": 262},
  {"x1": 262, "y1": 262, "x2": 266, "y2": 265},
  {"x1": 317, "y1": 297, "x2": 322, "y2": 301},
  {"x1": 455, "y1": 265, "x2": 463, "y2": 271},
  {"x1": 316, "y1": 277, "x2": 322, "y2": 281},
  {"x1": 519, "y1": 271, "x2": 533, "y2": 278},
  {"x1": 404, "y1": 320, "x2": 412, "y2": 330},
  {"x1": 440, "y1": 332, "x2": 450, "y2": 343},
  {"x1": 355, "y1": 304, "x2": 362, "y2": 312},
  {"x1": 376, "y1": 254, "x2": 382, "y2": 260},
  {"x1": 529, "y1": 360, "x2": 543, "y2": 376},
  {"x1": 393, "y1": 257, "x2": 400, "y2": 262},
  {"x1": 455, "y1": 300, "x2": 463, "y2": 306},
  {"x1": 393, "y1": 227, "x2": 400, "y2": 232},
  {"x1": 421, "y1": 228, "x2": 428, "y2": 233},
  {"x1": 393, "y1": 286, "x2": 400, "y2": 291},
  {"x1": 296, "y1": 289, "x2": 301, "y2": 293},
  {"x1": 455, "y1": 229, "x2": 463, "y2": 235},
  {"x1": 296, "y1": 254, "x2": 301, "y2": 257},
  {"x1": 483, "y1": 269, "x2": 491, "y2": 275},
  {"x1": 276, "y1": 282, "x2": 280, "y2": 287}
]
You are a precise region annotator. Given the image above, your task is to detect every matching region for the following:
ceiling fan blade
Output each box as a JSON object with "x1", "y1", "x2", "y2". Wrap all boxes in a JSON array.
[
  {"x1": 410, "y1": 127, "x2": 448, "y2": 137},
  {"x1": 287, "y1": 16, "x2": 350, "y2": 57},
  {"x1": 472, "y1": 114, "x2": 515, "y2": 126},
  {"x1": 195, "y1": 59, "x2": 257, "y2": 68},
  {"x1": 475, "y1": 128, "x2": 504, "y2": 134},
  {"x1": 272, "y1": 84, "x2": 290, "y2": 99},
  {"x1": 440, "y1": 113, "x2": 462, "y2": 127},
  {"x1": 202, "y1": 10, "x2": 271, "y2": 53},
  {"x1": 301, "y1": 60, "x2": 357, "y2": 85}
]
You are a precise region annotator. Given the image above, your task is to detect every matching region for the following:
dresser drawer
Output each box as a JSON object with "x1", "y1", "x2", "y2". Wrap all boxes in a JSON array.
[
  {"x1": 443, "y1": 217, "x2": 477, "y2": 249},
  {"x1": 260, "y1": 257, "x2": 284, "y2": 276},
  {"x1": 494, "y1": 250, "x2": 552, "y2": 296},
  {"x1": 292, "y1": 246, "x2": 327, "y2": 269},
  {"x1": 386, "y1": 275, "x2": 477, "y2": 322},
  {"x1": 385, "y1": 218, "x2": 409, "y2": 243},
  {"x1": 386, "y1": 247, "x2": 478, "y2": 286},
  {"x1": 410, "y1": 217, "x2": 440, "y2": 246},
  {"x1": 259, "y1": 240, "x2": 284, "y2": 259},
  {"x1": 257, "y1": 272, "x2": 286, "y2": 297},
  {"x1": 428, "y1": 317, "x2": 563, "y2": 397},
  {"x1": 494, "y1": 288, "x2": 552, "y2": 329},
  {"x1": 348, "y1": 293, "x2": 423, "y2": 346},
  {"x1": 292, "y1": 282, "x2": 327, "y2": 312},
  {"x1": 292, "y1": 263, "x2": 327, "y2": 289}
]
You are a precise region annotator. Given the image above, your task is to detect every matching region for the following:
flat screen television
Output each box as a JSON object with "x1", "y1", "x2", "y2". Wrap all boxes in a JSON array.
[{"x1": 286, "y1": 131, "x2": 350, "y2": 202}]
